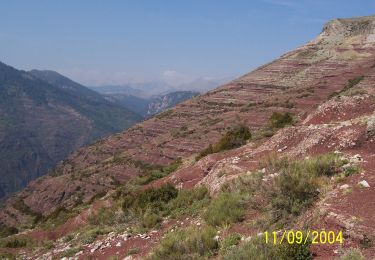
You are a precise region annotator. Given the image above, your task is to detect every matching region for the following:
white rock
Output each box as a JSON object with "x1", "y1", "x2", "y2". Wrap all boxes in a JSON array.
[
  {"x1": 358, "y1": 180, "x2": 370, "y2": 188},
  {"x1": 116, "y1": 242, "x2": 122, "y2": 247},
  {"x1": 340, "y1": 184, "x2": 350, "y2": 190},
  {"x1": 90, "y1": 241, "x2": 102, "y2": 253}
]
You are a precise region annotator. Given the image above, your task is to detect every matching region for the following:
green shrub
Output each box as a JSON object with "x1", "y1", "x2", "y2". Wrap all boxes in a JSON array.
[
  {"x1": 39, "y1": 206, "x2": 75, "y2": 230},
  {"x1": 122, "y1": 183, "x2": 178, "y2": 212},
  {"x1": 219, "y1": 233, "x2": 242, "y2": 255},
  {"x1": 167, "y1": 186, "x2": 210, "y2": 217},
  {"x1": 204, "y1": 192, "x2": 244, "y2": 227},
  {"x1": 359, "y1": 234, "x2": 373, "y2": 249},
  {"x1": 304, "y1": 153, "x2": 340, "y2": 177},
  {"x1": 221, "y1": 237, "x2": 279, "y2": 260},
  {"x1": 222, "y1": 237, "x2": 312, "y2": 260},
  {"x1": 0, "y1": 225, "x2": 18, "y2": 238},
  {"x1": 196, "y1": 126, "x2": 251, "y2": 160},
  {"x1": 269, "y1": 160, "x2": 319, "y2": 225},
  {"x1": 196, "y1": 144, "x2": 214, "y2": 160},
  {"x1": 268, "y1": 112, "x2": 293, "y2": 129},
  {"x1": 120, "y1": 184, "x2": 178, "y2": 228},
  {"x1": 330, "y1": 76, "x2": 365, "y2": 98},
  {"x1": 80, "y1": 227, "x2": 110, "y2": 244},
  {"x1": 142, "y1": 208, "x2": 161, "y2": 228},
  {"x1": 88, "y1": 190, "x2": 107, "y2": 203},
  {"x1": 134, "y1": 184, "x2": 178, "y2": 211},
  {"x1": 0, "y1": 252, "x2": 15, "y2": 260},
  {"x1": 214, "y1": 126, "x2": 251, "y2": 151},
  {"x1": 278, "y1": 239, "x2": 313, "y2": 259},
  {"x1": 1, "y1": 237, "x2": 27, "y2": 248},
  {"x1": 344, "y1": 165, "x2": 361, "y2": 177},
  {"x1": 340, "y1": 248, "x2": 365, "y2": 260},
  {"x1": 149, "y1": 226, "x2": 218, "y2": 260},
  {"x1": 263, "y1": 153, "x2": 342, "y2": 226},
  {"x1": 89, "y1": 206, "x2": 116, "y2": 226},
  {"x1": 344, "y1": 76, "x2": 364, "y2": 92},
  {"x1": 135, "y1": 158, "x2": 182, "y2": 185}
]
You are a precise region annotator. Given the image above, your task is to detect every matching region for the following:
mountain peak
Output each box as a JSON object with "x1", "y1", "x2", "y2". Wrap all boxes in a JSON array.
[{"x1": 321, "y1": 15, "x2": 375, "y2": 39}]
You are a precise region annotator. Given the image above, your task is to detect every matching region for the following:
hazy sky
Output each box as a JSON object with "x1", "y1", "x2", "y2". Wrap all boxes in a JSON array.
[{"x1": 1, "y1": 0, "x2": 374, "y2": 86}]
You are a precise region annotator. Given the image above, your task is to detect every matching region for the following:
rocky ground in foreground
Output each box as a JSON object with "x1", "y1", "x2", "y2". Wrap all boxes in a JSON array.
[{"x1": 2, "y1": 15, "x2": 375, "y2": 259}]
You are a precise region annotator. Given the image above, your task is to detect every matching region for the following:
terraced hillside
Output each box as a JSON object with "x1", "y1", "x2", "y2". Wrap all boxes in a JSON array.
[{"x1": 1, "y1": 15, "x2": 375, "y2": 259}]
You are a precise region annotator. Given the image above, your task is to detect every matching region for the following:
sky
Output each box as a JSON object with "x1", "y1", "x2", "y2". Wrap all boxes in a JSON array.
[{"x1": 0, "y1": 0, "x2": 374, "y2": 86}]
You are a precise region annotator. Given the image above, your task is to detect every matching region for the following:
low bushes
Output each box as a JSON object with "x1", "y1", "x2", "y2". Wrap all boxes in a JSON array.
[
  {"x1": 133, "y1": 183, "x2": 178, "y2": 211},
  {"x1": 340, "y1": 248, "x2": 365, "y2": 260},
  {"x1": 203, "y1": 192, "x2": 245, "y2": 227},
  {"x1": 196, "y1": 125, "x2": 251, "y2": 160},
  {"x1": 120, "y1": 184, "x2": 209, "y2": 228},
  {"x1": 0, "y1": 236, "x2": 29, "y2": 248},
  {"x1": 270, "y1": 164, "x2": 319, "y2": 224},
  {"x1": 0, "y1": 225, "x2": 18, "y2": 238},
  {"x1": 329, "y1": 75, "x2": 365, "y2": 98},
  {"x1": 268, "y1": 112, "x2": 293, "y2": 129},
  {"x1": 148, "y1": 226, "x2": 218, "y2": 260},
  {"x1": 265, "y1": 153, "x2": 342, "y2": 226},
  {"x1": 168, "y1": 186, "x2": 210, "y2": 217},
  {"x1": 80, "y1": 227, "x2": 111, "y2": 244},
  {"x1": 219, "y1": 233, "x2": 242, "y2": 255},
  {"x1": 120, "y1": 184, "x2": 178, "y2": 228},
  {"x1": 222, "y1": 236, "x2": 312, "y2": 260},
  {"x1": 135, "y1": 158, "x2": 182, "y2": 185}
]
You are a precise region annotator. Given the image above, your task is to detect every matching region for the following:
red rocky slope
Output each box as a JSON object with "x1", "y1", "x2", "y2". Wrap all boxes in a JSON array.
[{"x1": 2, "y1": 15, "x2": 375, "y2": 233}]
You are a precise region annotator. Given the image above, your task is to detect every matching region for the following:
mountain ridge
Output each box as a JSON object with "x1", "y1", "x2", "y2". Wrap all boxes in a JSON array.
[{"x1": 0, "y1": 64, "x2": 142, "y2": 199}]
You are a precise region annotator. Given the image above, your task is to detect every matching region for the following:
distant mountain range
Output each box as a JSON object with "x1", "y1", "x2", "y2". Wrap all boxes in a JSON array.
[
  {"x1": 103, "y1": 91, "x2": 199, "y2": 118},
  {"x1": 89, "y1": 77, "x2": 226, "y2": 117},
  {"x1": 89, "y1": 77, "x2": 230, "y2": 98},
  {"x1": 0, "y1": 63, "x2": 142, "y2": 198}
]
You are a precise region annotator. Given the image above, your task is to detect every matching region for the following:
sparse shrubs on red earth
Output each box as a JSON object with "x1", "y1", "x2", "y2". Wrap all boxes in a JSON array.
[
  {"x1": 221, "y1": 236, "x2": 313, "y2": 260},
  {"x1": 268, "y1": 111, "x2": 293, "y2": 129},
  {"x1": 116, "y1": 184, "x2": 209, "y2": 228},
  {"x1": 148, "y1": 226, "x2": 218, "y2": 260},
  {"x1": 196, "y1": 125, "x2": 251, "y2": 160},
  {"x1": 262, "y1": 153, "x2": 342, "y2": 226},
  {"x1": 203, "y1": 192, "x2": 245, "y2": 227},
  {"x1": 329, "y1": 75, "x2": 365, "y2": 98},
  {"x1": 135, "y1": 158, "x2": 182, "y2": 185}
]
